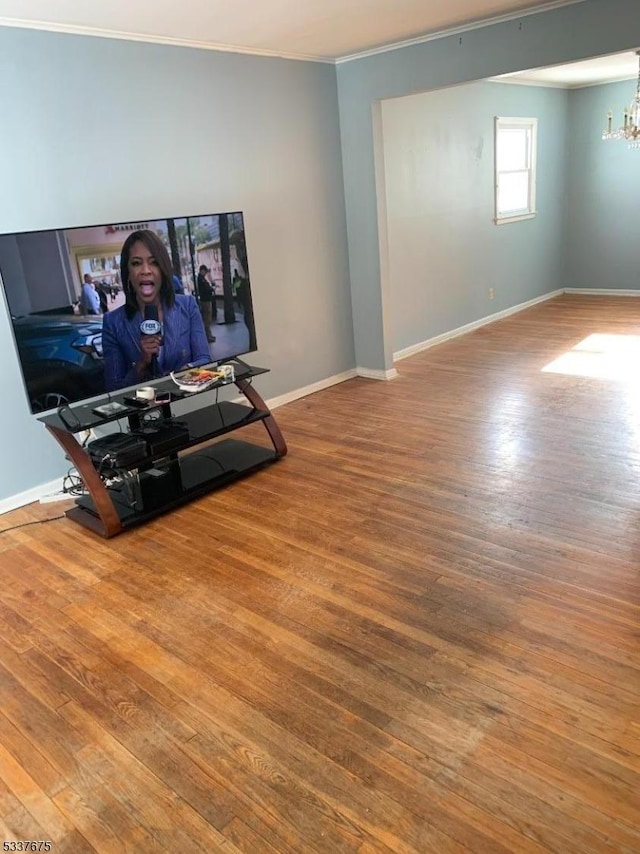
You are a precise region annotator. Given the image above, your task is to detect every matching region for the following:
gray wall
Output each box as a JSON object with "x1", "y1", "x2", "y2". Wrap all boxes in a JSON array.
[
  {"x1": 565, "y1": 78, "x2": 640, "y2": 290},
  {"x1": 337, "y1": 0, "x2": 640, "y2": 373},
  {"x1": 381, "y1": 81, "x2": 568, "y2": 353},
  {"x1": 0, "y1": 27, "x2": 352, "y2": 503}
]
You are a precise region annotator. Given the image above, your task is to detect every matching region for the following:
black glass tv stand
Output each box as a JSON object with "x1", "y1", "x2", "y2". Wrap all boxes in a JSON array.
[{"x1": 37, "y1": 362, "x2": 287, "y2": 538}]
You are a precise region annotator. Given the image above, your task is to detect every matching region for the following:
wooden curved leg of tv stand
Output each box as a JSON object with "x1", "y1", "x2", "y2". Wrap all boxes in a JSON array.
[
  {"x1": 46, "y1": 424, "x2": 123, "y2": 538},
  {"x1": 235, "y1": 378, "x2": 288, "y2": 457}
]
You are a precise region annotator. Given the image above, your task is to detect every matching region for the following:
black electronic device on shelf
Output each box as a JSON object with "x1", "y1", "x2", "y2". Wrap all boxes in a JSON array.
[
  {"x1": 133, "y1": 420, "x2": 190, "y2": 456},
  {"x1": 37, "y1": 362, "x2": 287, "y2": 538},
  {"x1": 88, "y1": 433, "x2": 148, "y2": 469}
]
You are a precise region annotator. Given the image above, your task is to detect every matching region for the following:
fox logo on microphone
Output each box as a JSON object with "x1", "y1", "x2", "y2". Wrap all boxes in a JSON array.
[
  {"x1": 140, "y1": 316, "x2": 162, "y2": 335},
  {"x1": 140, "y1": 305, "x2": 162, "y2": 337}
]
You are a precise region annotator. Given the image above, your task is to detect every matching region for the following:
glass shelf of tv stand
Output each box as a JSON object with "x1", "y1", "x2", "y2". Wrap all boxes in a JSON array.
[
  {"x1": 37, "y1": 360, "x2": 269, "y2": 434},
  {"x1": 37, "y1": 360, "x2": 286, "y2": 537}
]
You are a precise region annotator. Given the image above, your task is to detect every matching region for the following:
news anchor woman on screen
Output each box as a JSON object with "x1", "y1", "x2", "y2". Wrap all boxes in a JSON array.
[{"x1": 102, "y1": 230, "x2": 211, "y2": 391}]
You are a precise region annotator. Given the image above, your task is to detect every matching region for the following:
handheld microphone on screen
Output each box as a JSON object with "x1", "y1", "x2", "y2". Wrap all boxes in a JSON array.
[{"x1": 140, "y1": 305, "x2": 163, "y2": 378}]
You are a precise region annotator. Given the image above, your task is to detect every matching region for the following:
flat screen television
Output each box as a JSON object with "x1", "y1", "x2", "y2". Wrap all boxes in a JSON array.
[{"x1": 0, "y1": 211, "x2": 256, "y2": 414}]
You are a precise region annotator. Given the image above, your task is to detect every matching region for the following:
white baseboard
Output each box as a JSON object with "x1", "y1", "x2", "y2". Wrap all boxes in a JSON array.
[
  {"x1": 0, "y1": 476, "x2": 65, "y2": 517},
  {"x1": 264, "y1": 368, "x2": 358, "y2": 409},
  {"x1": 355, "y1": 366, "x2": 399, "y2": 381},
  {"x1": 563, "y1": 288, "x2": 640, "y2": 296},
  {"x1": 393, "y1": 289, "x2": 563, "y2": 362}
]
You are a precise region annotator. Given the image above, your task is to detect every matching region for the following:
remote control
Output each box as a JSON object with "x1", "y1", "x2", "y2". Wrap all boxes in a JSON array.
[
  {"x1": 122, "y1": 396, "x2": 150, "y2": 408},
  {"x1": 92, "y1": 401, "x2": 130, "y2": 417}
]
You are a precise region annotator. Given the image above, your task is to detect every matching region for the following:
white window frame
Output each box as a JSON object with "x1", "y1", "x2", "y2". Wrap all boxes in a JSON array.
[{"x1": 494, "y1": 116, "x2": 537, "y2": 225}]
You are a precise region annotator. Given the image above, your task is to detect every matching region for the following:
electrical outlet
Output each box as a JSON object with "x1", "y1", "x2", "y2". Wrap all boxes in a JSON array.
[{"x1": 488, "y1": 287, "x2": 495, "y2": 300}]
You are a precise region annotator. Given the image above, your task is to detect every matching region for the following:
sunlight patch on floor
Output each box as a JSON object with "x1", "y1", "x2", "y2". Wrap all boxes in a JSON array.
[{"x1": 542, "y1": 333, "x2": 640, "y2": 381}]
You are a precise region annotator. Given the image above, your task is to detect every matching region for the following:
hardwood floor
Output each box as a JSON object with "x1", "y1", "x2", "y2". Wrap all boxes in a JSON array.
[{"x1": 0, "y1": 294, "x2": 638, "y2": 853}]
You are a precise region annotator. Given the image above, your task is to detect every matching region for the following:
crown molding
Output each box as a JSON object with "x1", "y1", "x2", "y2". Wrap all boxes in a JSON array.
[
  {"x1": 1, "y1": 1, "x2": 586, "y2": 66},
  {"x1": 489, "y1": 72, "x2": 637, "y2": 89},
  {"x1": 336, "y1": 0, "x2": 586, "y2": 64},
  {"x1": 0, "y1": 16, "x2": 334, "y2": 64}
]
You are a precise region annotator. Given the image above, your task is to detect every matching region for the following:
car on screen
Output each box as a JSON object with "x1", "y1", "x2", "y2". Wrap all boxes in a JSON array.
[{"x1": 11, "y1": 310, "x2": 105, "y2": 412}]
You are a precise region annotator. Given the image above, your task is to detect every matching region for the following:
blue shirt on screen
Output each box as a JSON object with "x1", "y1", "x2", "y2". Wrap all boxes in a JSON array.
[{"x1": 102, "y1": 294, "x2": 211, "y2": 391}]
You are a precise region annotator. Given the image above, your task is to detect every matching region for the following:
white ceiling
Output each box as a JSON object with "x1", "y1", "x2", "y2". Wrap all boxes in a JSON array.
[{"x1": 0, "y1": 0, "x2": 581, "y2": 62}]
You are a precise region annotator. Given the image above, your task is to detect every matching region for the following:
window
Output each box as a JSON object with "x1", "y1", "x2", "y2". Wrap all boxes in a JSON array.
[{"x1": 494, "y1": 117, "x2": 537, "y2": 224}]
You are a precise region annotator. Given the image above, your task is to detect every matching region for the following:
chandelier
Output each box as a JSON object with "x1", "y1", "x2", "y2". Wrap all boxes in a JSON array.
[{"x1": 602, "y1": 51, "x2": 640, "y2": 148}]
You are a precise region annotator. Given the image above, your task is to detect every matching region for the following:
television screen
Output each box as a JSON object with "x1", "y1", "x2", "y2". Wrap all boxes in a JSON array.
[{"x1": 0, "y1": 211, "x2": 256, "y2": 414}]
